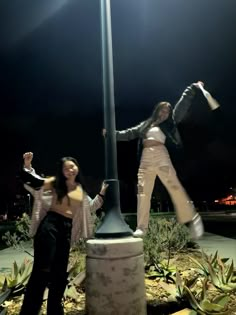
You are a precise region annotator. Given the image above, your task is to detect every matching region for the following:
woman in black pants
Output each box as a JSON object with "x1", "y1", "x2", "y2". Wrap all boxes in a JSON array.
[{"x1": 20, "y1": 152, "x2": 107, "y2": 315}]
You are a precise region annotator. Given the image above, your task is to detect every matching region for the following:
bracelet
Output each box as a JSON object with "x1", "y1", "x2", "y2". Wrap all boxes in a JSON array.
[{"x1": 98, "y1": 193, "x2": 105, "y2": 199}]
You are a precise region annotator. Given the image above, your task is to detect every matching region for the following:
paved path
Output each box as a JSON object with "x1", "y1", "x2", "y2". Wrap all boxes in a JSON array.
[
  {"x1": 196, "y1": 232, "x2": 236, "y2": 262},
  {"x1": 1, "y1": 232, "x2": 236, "y2": 274},
  {"x1": 0, "y1": 243, "x2": 33, "y2": 274}
]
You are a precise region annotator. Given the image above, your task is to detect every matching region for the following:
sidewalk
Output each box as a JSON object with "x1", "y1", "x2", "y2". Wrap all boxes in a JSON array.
[
  {"x1": 0, "y1": 243, "x2": 33, "y2": 274},
  {"x1": 1, "y1": 233, "x2": 236, "y2": 274},
  {"x1": 196, "y1": 232, "x2": 236, "y2": 262}
]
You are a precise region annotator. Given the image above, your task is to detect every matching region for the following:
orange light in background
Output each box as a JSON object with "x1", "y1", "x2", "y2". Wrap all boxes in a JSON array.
[{"x1": 218, "y1": 194, "x2": 236, "y2": 205}]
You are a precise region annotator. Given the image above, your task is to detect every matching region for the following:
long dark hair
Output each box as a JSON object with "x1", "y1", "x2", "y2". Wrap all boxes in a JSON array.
[
  {"x1": 53, "y1": 157, "x2": 86, "y2": 204},
  {"x1": 140, "y1": 101, "x2": 174, "y2": 136}
]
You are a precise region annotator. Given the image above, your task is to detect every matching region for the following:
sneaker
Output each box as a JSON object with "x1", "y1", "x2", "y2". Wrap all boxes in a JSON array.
[
  {"x1": 187, "y1": 213, "x2": 204, "y2": 240},
  {"x1": 133, "y1": 229, "x2": 145, "y2": 238}
]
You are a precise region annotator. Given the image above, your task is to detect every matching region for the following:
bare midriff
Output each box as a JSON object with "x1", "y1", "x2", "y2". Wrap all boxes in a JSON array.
[
  {"x1": 143, "y1": 139, "x2": 164, "y2": 148},
  {"x1": 49, "y1": 185, "x2": 83, "y2": 219}
]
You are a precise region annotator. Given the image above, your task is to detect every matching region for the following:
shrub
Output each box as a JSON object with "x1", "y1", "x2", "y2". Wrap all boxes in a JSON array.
[
  {"x1": 2, "y1": 213, "x2": 32, "y2": 249},
  {"x1": 143, "y1": 216, "x2": 191, "y2": 266}
]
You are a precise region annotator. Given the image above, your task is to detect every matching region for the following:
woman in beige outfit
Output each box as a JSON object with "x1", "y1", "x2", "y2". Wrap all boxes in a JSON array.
[{"x1": 116, "y1": 81, "x2": 210, "y2": 238}]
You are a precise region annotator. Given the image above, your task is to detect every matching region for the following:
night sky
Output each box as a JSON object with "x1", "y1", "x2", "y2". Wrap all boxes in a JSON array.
[{"x1": 0, "y1": 0, "x2": 235, "y2": 212}]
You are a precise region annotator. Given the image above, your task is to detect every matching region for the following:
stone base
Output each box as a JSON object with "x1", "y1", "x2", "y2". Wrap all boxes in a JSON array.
[{"x1": 86, "y1": 237, "x2": 146, "y2": 315}]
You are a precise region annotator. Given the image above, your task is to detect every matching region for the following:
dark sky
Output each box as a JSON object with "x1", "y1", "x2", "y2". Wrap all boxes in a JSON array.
[{"x1": 0, "y1": 0, "x2": 235, "y2": 209}]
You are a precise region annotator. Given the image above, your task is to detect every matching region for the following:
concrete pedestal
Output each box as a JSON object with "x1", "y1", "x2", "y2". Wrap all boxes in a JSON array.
[{"x1": 86, "y1": 238, "x2": 146, "y2": 315}]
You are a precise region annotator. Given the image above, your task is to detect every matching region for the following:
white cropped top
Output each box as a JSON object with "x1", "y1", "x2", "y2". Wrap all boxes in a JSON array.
[{"x1": 145, "y1": 126, "x2": 166, "y2": 143}]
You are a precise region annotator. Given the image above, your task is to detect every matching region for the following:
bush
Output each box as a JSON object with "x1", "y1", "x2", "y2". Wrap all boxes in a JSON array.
[
  {"x1": 143, "y1": 216, "x2": 191, "y2": 266},
  {"x1": 2, "y1": 213, "x2": 32, "y2": 249}
]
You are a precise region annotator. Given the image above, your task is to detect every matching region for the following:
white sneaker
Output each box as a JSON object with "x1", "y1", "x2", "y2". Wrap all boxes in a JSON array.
[
  {"x1": 133, "y1": 229, "x2": 145, "y2": 238},
  {"x1": 188, "y1": 214, "x2": 204, "y2": 240}
]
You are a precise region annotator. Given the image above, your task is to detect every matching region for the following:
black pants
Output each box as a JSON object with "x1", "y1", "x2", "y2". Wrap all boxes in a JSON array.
[{"x1": 20, "y1": 211, "x2": 72, "y2": 315}]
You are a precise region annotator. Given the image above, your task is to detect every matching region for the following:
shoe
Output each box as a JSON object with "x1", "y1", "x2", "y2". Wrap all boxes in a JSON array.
[
  {"x1": 187, "y1": 213, "x2": 204, "y2": 240},
  {"x1": 133, "y1": 229, "x2": 145, "y2": 238}
]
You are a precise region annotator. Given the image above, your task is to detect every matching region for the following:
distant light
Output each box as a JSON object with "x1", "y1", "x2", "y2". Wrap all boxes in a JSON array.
[{"x1": 1, "y1": 0, "x2": 68, "y2": 47}]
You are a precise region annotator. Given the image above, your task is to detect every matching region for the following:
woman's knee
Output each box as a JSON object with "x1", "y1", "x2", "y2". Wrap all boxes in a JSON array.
[{"x1": 158, "y1": 166, "x2": 181, "y2": 189}]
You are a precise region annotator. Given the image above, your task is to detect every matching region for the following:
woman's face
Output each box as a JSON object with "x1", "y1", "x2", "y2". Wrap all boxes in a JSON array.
[
  {"x1": 62, "y1": 160, "x2": 79, "y2": 180},
  {"x1": 157, "y1": 105, "x2": 171, "y2": 123}
]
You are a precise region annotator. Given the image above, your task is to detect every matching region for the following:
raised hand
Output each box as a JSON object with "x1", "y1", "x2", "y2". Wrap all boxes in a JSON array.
[
  {"x1": 193, "y1": 81, "x2": 204, "y2": 89},
  {"x1": 196, "y1": 84, "x2": 220, "y2": 111},
  {"x1": 99, "y1": 182, "x2": 109, "y2": 196},
  {"x1": 23, "y1": 152, "x2": 33, "y2": 169}
]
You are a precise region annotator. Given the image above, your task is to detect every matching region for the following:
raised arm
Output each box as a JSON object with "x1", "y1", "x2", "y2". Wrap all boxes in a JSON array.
[
  {"x1": 198, "y1": 84, "x2": 220, "y2": 111},
  {"x1": 22, "y1": 152, "x2": 54, "y2": 190},
  {"x1": 88, "y1": 182, "x2": 108, "y2": 213},
  {"x1": 23, "y1": 152, "x2": 34, "y2": 172},
  {"x1": 173, "y1": 82, "x2": 203, "y2": 124}
]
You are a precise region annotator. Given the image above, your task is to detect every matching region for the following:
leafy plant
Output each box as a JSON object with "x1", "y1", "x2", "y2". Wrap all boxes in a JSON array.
[
  {"x1": 184, "y1": 280, "x2": 230, "y2": 315},
  {"x1": 0, "y1": 259, "x2": 33, "y2": 314},
  {"x1": 159, "y1": 269, "x2": 231, "y2": 314},
  {"x1": 2, "y1": 213, "x2": 32, "y2": 249},
  {"x1": 1, "y1": 259, "x2": 32, "y2": 295},
  {"x1": 157, "y1": 270, "x2": 187, "y2": 304},
  {"x1": 143, "y1": 217, "x2": 191, "y2": 276},
  {"x1": 145, "y1": 259, "x2": 177, "y2": 283},
  {"x1": 6, "y1": 261, "x2": 32, "y2": 292},
  {"x1": 189, "y1": 251, "x2": 236, "y2": 293}
]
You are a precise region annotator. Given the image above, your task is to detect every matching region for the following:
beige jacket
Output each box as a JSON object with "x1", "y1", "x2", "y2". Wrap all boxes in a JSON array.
[{"x1": 24, "y1": 184, "x2": 103, "y2": 245}]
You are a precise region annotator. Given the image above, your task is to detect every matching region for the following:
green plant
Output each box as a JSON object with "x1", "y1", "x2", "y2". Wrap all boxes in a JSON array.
[
  {"x1": 159, "y1": 269, "x2": 231, "y2": 314},
  {"x1": 1, "y1": 259, "x2": 32, "y2": 294},
  {"x1": 145, "y1": 259, "x2": 177, "y2": 283},
  {"x1": 2, "y1": 213, "x2": 32, "y2": 249},
  {"x1": 0, "y1": 259, "x2": 33, "y2": 314},
  {"x1": 158, "y1": 270, "x2": 187, "y2": 303},
  {"x1": 208, "y1": 259, "x2": 236, "y2": 293},
  {"x1": 144, "y1": 217, "x2": 191, "y2": 288},
  {"x1": 184, "y1": 280, "x2": 230, "y2": 315},
  {"x1": 177, "y1": 253, "x2": 232, "y2": 314},
  {"x1": 189, "y1": 251, "x2": 236, "y2": 293},
  {"x1": 143, "y1": 217, "x2": 190, "y2": 267}
]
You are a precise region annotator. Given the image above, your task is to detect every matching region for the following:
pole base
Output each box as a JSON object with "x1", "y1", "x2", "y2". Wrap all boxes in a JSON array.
[
  {"x1": 95, "y1": 179, "x2": 133, "y2": 238},
  {"x1": 86, "y1": 238, "x2": 147, "y2": 315},
  {"x1": 95, "y1": 208, "x2": 133, "y2": 238}
]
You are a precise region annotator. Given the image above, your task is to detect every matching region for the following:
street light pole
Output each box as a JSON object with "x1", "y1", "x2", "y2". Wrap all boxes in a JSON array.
[
  {"x1": 85, "y1": 3, "x2": 146, "y2": 313},
  {"x1": 95, "y1": 0, "x2": 133, "y2": 238}
]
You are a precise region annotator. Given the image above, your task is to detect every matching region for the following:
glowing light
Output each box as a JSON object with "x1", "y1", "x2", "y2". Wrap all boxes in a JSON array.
[{"x1": 1, "y1": 0, "x2": 68, "y2": 48}]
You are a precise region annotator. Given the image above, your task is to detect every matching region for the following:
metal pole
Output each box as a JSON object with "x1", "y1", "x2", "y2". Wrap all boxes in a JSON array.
[{"x1": 95, "y1": 0, "x2": 132, "y2": 237}]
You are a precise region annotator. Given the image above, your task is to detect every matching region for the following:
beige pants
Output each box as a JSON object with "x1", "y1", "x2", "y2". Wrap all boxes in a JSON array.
[{"x1": 137, "y1": 145, "x2": 196, "y2": 230}]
